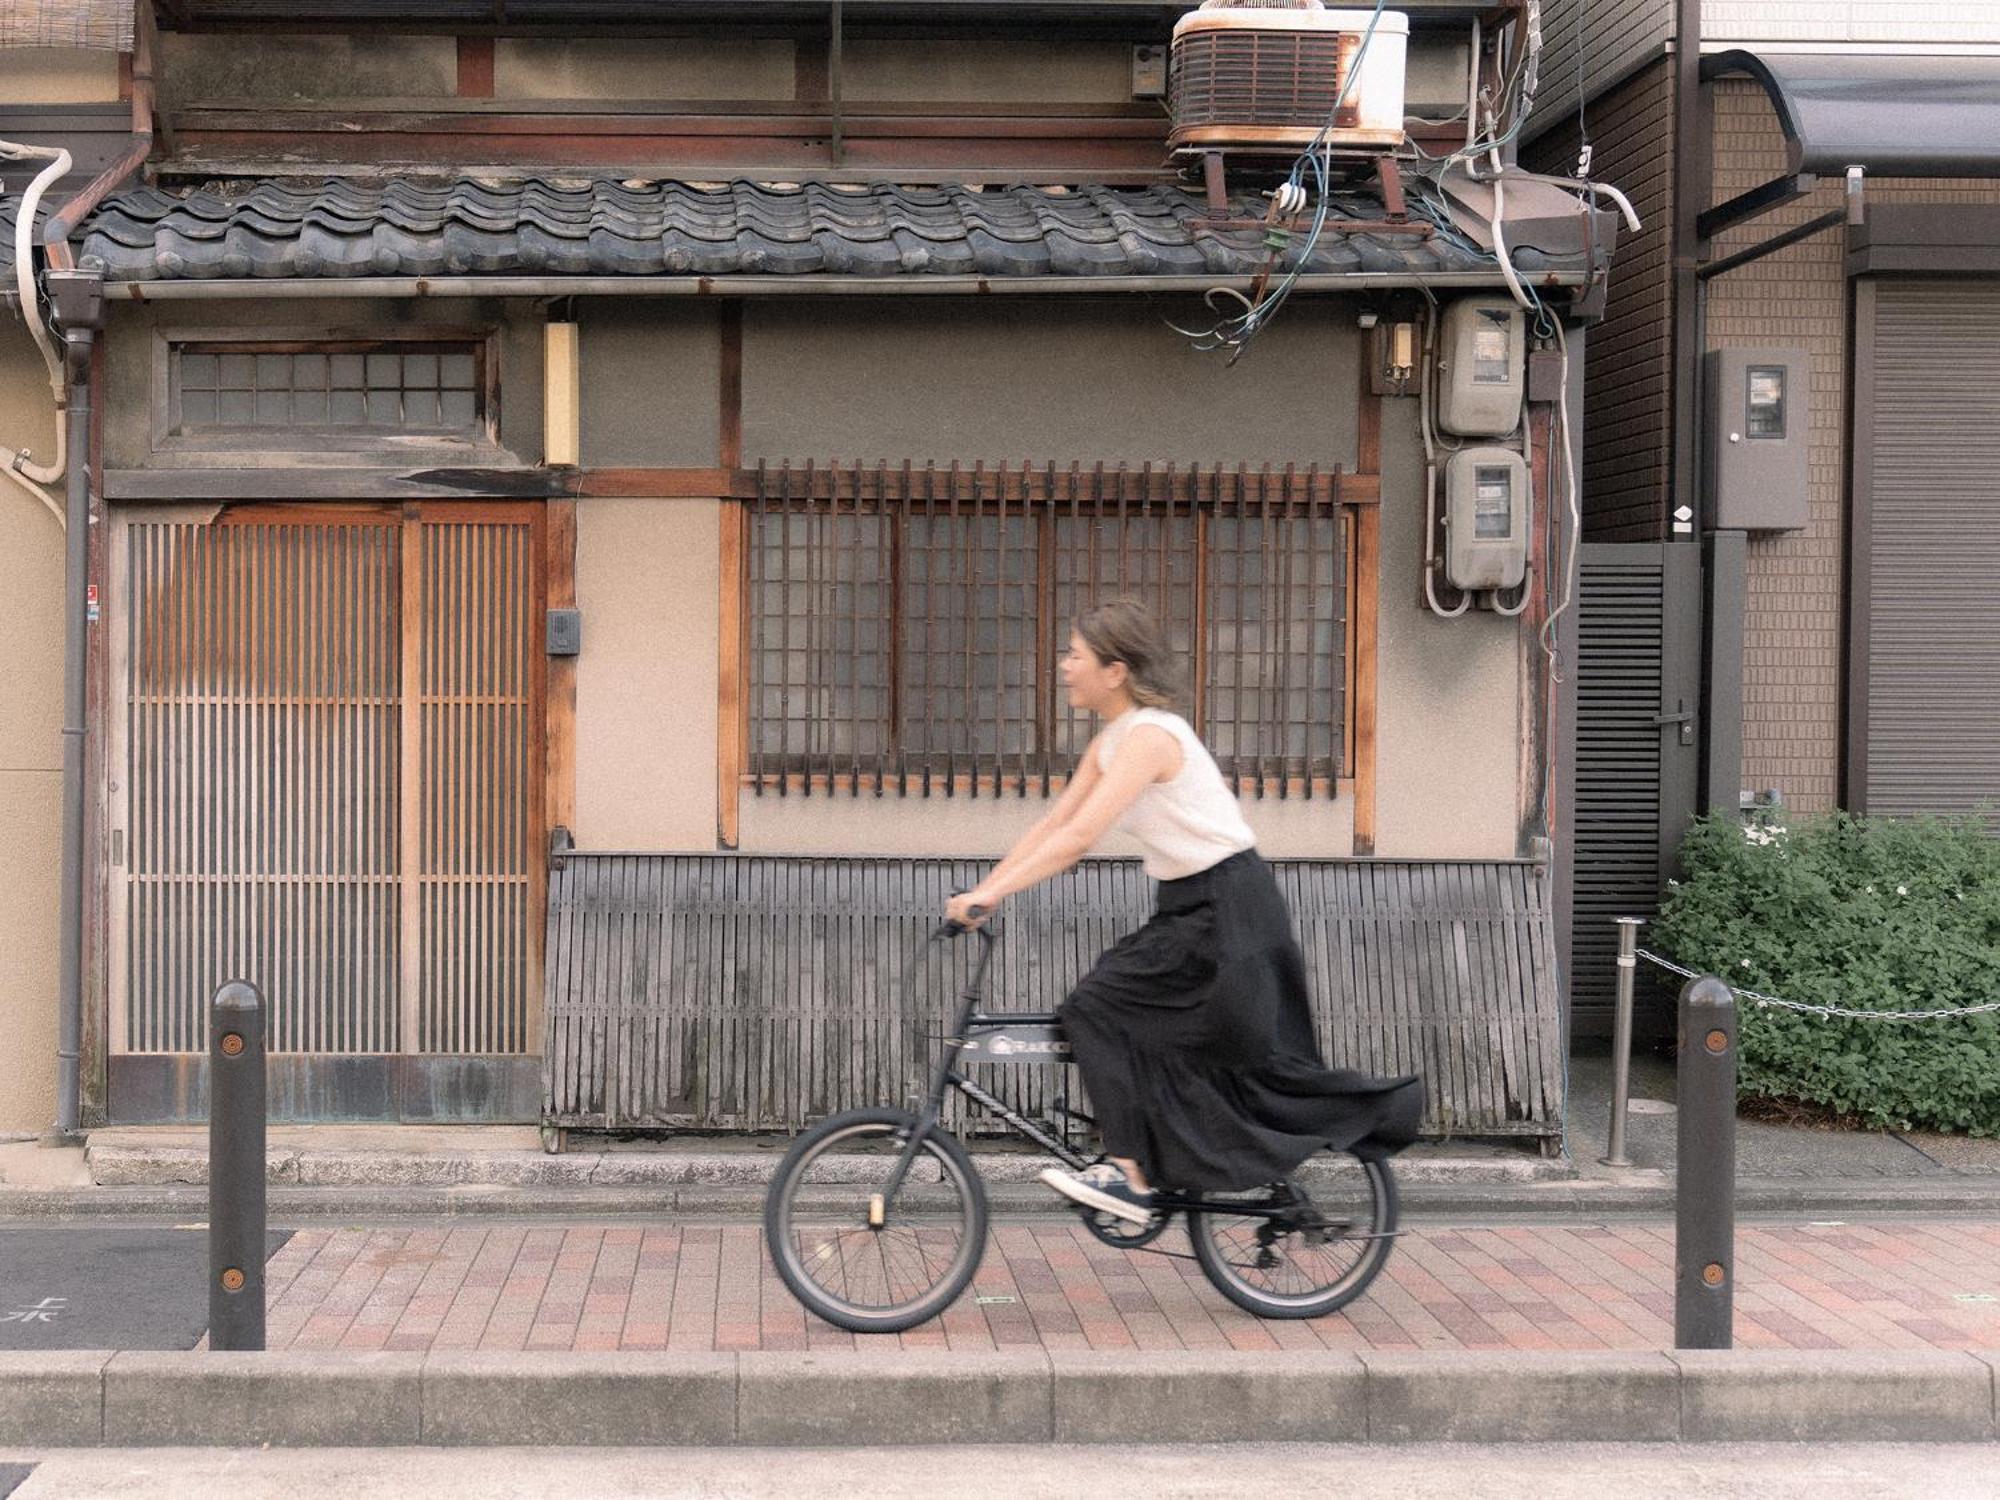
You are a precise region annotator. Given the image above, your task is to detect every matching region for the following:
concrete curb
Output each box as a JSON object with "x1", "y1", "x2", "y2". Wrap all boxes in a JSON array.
[
  {"x1": 81, "y1": 1142, "x2": 1568, "y2": 1191},
  {"x1": 11, "y1": 1175, "x2": 2000, "y2": 1221},
  {"x1": 0, "y1": 1350, "x2": 1992, "y2": 1447}
]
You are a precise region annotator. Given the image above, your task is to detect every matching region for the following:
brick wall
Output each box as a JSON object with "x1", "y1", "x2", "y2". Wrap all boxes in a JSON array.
[
  {"x1": 1524, "y1": 57, "x2": 1676, "y2": 542},
  {"x1": 1707, "y1": 78, "x2": 2000, "y2": 812}
]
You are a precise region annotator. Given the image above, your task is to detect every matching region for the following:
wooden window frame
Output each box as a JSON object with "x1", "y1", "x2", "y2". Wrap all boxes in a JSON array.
[
  {"x1": 726, "y1": 460, "x2": 1375, "y2": 808},
  {"x1": 148, "y1": 327, "x2": 509, "y2": 468}
]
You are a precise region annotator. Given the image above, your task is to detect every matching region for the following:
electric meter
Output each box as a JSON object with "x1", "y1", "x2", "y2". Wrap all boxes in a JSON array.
[
  {"x1": 1444, "y1": 447, "x2": 1529, "y2": 591},
  {"x1": 1436, "y1": 296, "x2": 1525, "y2": 438}
]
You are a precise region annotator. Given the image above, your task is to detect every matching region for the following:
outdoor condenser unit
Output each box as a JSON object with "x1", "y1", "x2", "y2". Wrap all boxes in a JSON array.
[{"x1": 1167, "y1": 0, "x2": 1410, "y2": 154}]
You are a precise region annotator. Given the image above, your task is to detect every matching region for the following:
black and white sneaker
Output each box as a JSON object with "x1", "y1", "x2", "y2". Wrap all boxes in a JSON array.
[{"x1": 1039, "y1": 1162, "x2": 1156, "y2": 1226}]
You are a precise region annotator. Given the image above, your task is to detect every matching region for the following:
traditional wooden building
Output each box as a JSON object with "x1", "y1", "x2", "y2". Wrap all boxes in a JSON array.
[{"x1": 1, "y1": 1, "x2": 1622, "y2": 1150}]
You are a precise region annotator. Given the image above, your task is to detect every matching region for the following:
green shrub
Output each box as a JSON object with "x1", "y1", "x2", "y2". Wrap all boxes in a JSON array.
[{"x1": 1649, "y1": 811, "x2": 2000, "y2": 1135}]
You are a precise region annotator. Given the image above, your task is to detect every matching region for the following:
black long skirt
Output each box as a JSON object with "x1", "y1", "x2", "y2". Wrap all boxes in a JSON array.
[{"x1": 1059, "y1": 849, "x2": 1425, "y2": 1193}]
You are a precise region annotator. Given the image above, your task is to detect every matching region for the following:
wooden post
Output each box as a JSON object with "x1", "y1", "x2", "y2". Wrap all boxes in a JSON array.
[
  {"x1": 1352, "y1": 378, "x2": 1383, "y2": 855},
  {"x1": 716, "y1": 303, "x2": 746, "y2": 849}
]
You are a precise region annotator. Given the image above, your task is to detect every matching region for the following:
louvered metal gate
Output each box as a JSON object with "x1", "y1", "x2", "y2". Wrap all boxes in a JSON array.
[
  {"x1": 1572, "y1": 544, "x2": 1701, "y2": 1036},
  {"x1": 1850, "y1": 278, "x2": 2000, "y2": 824},
  {"x1": 107, "y1": 503, "x2": 545, "y2": 1122}
]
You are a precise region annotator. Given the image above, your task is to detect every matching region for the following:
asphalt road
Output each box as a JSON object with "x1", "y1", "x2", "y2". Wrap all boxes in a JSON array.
[
  {"x1": 0, "y1": 1226, "x2": 291, "y2": 1351},
  {"x1": 1, "y1": 1443, "x2": 1996, "y2": 1499}
]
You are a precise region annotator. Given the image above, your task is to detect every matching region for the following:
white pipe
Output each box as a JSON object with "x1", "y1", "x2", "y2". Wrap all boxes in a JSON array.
[
  {"x1": 3, "y1": 462, "x2": 64, "y2": 527},
  {"x1": 2, "y1": 140, "x2": 72, "y2": 503},
  {"x1": 1539, "y1": 321, "x2": 1581, "y2": 672}
]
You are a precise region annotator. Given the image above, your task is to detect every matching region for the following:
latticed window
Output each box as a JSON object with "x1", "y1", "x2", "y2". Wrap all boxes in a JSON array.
[
  {"x1": 169, "y1": 341, "x2": 485, "y2": 436},
  {"x1": 747, "y1": 462, "x2": 1355, "y2": 798}
]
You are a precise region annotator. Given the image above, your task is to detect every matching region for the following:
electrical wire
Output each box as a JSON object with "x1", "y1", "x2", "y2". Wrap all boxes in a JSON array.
[{"x1": 1174, "y1": 0, "x2": 1392, "y2": 362}]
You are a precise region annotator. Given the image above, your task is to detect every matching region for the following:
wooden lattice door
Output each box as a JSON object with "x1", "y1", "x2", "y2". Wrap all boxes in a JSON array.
[{"x1": 110, "y1": 502, "x2": 545, "y2": 1121}]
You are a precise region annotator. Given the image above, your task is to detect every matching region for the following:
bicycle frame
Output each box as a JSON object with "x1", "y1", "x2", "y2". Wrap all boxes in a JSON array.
[{"x1": 873, "y1": 925, "x2": 1358, "y2": 1229}]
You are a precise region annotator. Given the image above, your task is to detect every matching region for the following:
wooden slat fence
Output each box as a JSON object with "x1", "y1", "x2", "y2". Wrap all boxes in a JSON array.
[{"x1": 544, "y1": 854, "x2": 1561, "y2": 1142}]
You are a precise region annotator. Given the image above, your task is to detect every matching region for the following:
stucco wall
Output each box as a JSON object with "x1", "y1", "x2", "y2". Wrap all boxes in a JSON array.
[
  {"x1": 0, "y1": 328, "x2": 65, "y2": 1133},
  {"x1": 573, "y1": 296, "x2": 1524, "y2": 862},
  {"x1": 494, "y1": 40, "x2": 794, "y2": 101},
  {"x1": 840, "y1": 40, "x2": 1131, "y2": 103},
  {"x1": 1707, "y1": 79, "x2": 2000, "y2": 813},
  {"x1": 573, "y1": 497, "x2": 722, "y2": 850},
  {"x1": 579, "y1": 303, "x2": 720, "y2": 468},
  {"x1": 0, "y1": 48, "x2": 121, "y2": 102},
  {"x1": 740, "y1": 299, "x2": 1362, "y2": 467},
  {"x1": 1372, "y1": 398, "x2": 1522, "y2": 859},
  {"x1": 156, "y1": 33, "x2": 456, "y2": 108}
]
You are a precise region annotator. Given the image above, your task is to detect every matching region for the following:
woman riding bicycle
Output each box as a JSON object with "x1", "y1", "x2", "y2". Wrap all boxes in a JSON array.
[{"x1": 944, "y1": 598, "x2": 1424, "y2": 1227}]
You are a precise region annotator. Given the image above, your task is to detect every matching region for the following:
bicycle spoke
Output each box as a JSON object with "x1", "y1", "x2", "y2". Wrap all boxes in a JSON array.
[{"x1": 772, "y1": 1117, "x2": 984, "y2": 1325}]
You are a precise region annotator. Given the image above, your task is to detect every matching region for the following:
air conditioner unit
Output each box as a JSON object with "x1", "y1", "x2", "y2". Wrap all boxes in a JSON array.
[{"x1": 1168, "y1": 1, "x2": 1409, "y2": 155}]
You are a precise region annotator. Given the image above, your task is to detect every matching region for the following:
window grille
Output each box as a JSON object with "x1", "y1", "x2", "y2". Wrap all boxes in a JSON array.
[
  {"x1": 748, "y1": 461, "x2": 1352, "y2": 798},
  {"x1": 170, "y1": 341, "x2": 484, "y2": 436}
]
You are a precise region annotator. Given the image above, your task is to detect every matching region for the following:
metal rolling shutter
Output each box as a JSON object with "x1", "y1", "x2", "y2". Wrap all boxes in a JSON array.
[{"x1": 1854, "y1": 279, "x2": 2000, "y2": 824}]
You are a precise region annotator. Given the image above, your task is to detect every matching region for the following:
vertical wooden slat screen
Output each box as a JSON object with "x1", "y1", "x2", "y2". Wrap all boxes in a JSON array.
[
  {"x1": 544, "y1": 854, "x2": 1564, "y2": 1141},
  {"x1": 125, "y1": 512, "x2": 401, "y2": 1054},
  {"x1": 415, "y1": 509, "x2": 543, "y2": 1054},
  {"x1": 120, "y1": 503, "x2": 542, "y2": 1060},
  {"x1": 748, "y1": 462, "x2": 1349, "y2": 798}
]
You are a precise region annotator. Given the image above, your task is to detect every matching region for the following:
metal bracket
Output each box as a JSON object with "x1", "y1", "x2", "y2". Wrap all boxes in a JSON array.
[{"x1": 1696, "y1": 172, "x2": 1817, "y2": 249}]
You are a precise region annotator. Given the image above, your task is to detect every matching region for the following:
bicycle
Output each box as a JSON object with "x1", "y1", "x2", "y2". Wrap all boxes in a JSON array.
[{"x1": 763, "y1": 916, "x2": 1401, "y2": 1334}]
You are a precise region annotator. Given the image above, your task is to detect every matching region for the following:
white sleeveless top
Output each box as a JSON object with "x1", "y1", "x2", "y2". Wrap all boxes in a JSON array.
[{"x1": 1094, "y1": 708, "x2": 1257, "y2": 881}]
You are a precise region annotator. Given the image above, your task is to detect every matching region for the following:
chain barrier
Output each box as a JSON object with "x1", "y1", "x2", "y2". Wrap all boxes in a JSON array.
[{"x1": 1636, "y1": 949, "x2": 2000, "y2": 1023}]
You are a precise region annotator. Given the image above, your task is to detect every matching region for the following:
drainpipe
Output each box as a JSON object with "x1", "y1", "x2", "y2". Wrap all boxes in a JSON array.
[
  {"x1": 30, "y1": 9, "x2": 152, "y2": 1143},
  {"x1": 1668, "y1": 0, "x2": 1741, "y2": 817},
  {"x1": 42, "y1": 6, "x2": 155, "y2": 273},
  {"x1": 45, "y1": 269, "x2": 103, "y2": 1144}
]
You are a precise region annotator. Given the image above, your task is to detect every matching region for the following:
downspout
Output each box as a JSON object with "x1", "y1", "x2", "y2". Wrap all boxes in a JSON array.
[
  {"x1": 45, "y1": 268, "x2": 103, "y2": 1144},
  {"x1": 1669, "y1": 0, "x2": 1742, "y2": 818},
  {"x1": 42, "y1": 7, "x2": 155, "y2": 272},
  {"x1": 37, "y1": 14, "x2": 152, "y2": 1141}
]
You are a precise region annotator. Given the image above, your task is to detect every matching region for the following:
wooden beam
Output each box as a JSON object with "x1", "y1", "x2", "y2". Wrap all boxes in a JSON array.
[
  {"x1": 716, "y1": 304, "x2": 746, "y2": 850},
  {"x1": 456, "y1": 37, "x2": 496, "y2": 98},
  {"x1": 581, "y1": 466, "x2": 1381, "y2": 505},
  {"x1": 544, "y1": 498, "x2": 578, "y2": 843},
  {"x1": 1351, "y1": 375, "x2": 1382, "y2": 857},
  {"x1": 718, "y1": 304, "x2": 743, "y2": 471},
  {"x1": 526, "y1": 500, "x2": 554, "y2": 1054}
]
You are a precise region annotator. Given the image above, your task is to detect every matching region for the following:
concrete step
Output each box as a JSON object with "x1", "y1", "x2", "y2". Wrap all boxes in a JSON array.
[{"x1": 81, "y1": 1129, "x2": 1567, "y2": 1191}]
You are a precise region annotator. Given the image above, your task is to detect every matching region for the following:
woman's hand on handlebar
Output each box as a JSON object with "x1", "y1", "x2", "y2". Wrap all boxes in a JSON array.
[{"x1": 944, "y1": 889, "x2": 997, "y2": 931}]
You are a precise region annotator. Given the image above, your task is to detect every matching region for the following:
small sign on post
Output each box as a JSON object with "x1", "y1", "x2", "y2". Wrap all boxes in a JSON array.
[
  {"x1": 209, "y1": 979, "x2": 266, "y2": 1352},
  {"x1": 1675, "y1": 975, "x2": 1736, "y2": 1350}
]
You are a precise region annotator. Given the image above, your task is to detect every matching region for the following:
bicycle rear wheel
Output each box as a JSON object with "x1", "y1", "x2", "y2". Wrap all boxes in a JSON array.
[
  {"x1": 763, "y1": 1107, "x2": 988, "y2": 1334},
  {"x1": 1186, "y1": 1154, "x2": 1398, "y2": 1319}
]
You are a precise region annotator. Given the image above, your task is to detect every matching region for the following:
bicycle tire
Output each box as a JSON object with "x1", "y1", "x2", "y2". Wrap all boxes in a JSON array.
[
  {"x1": 763, "y1": 1106, "x2": 989, "y2": 1334},
  {"x1": 1186, "y1": 1154, "x2": 1398, "y2": 1320}
]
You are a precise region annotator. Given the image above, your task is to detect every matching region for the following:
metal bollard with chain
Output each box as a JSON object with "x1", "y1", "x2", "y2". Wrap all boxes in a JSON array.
[{"x1": 1639, "y1": 950, "x2": 2000, "y2": 1022}]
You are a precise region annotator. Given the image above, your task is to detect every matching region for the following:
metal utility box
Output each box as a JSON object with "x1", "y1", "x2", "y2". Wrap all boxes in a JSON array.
[
  {"x1": 1704, "y1": 348, "x2": 1809, "y2": 531},
  {"x1": 1444, "y1": 447, "x2": 1529, "y2": 590},
  {"x1": 1436, "y1": 296, "x2": 1525, "y2": 437}
]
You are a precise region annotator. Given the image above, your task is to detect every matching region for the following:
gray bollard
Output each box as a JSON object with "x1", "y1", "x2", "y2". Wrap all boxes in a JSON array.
[
  {"x1": 1675, "y1": 975, "x2": 1736, "y2": 1350},
  {"x1": 1600, "y1": 917, "x2": 1644, "y2": 1168},
  {"x1": 209, "y1": 980, "x2": 266, "y2": 1351}
]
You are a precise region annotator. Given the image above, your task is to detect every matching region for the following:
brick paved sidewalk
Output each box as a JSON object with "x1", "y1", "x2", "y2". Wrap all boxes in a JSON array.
[{"x1": 246, "y1": 1218, "x2": 2000, "y2": 1356}]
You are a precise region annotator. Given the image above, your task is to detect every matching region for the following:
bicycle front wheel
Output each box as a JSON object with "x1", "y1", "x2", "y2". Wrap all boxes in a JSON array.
[
  {"x1": 763, "y1": 1107, "x2": 988, "y2": 1334},
  {"x1": 1186, "y1": 1154, "x2": 1398, "y2": 1319}
]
